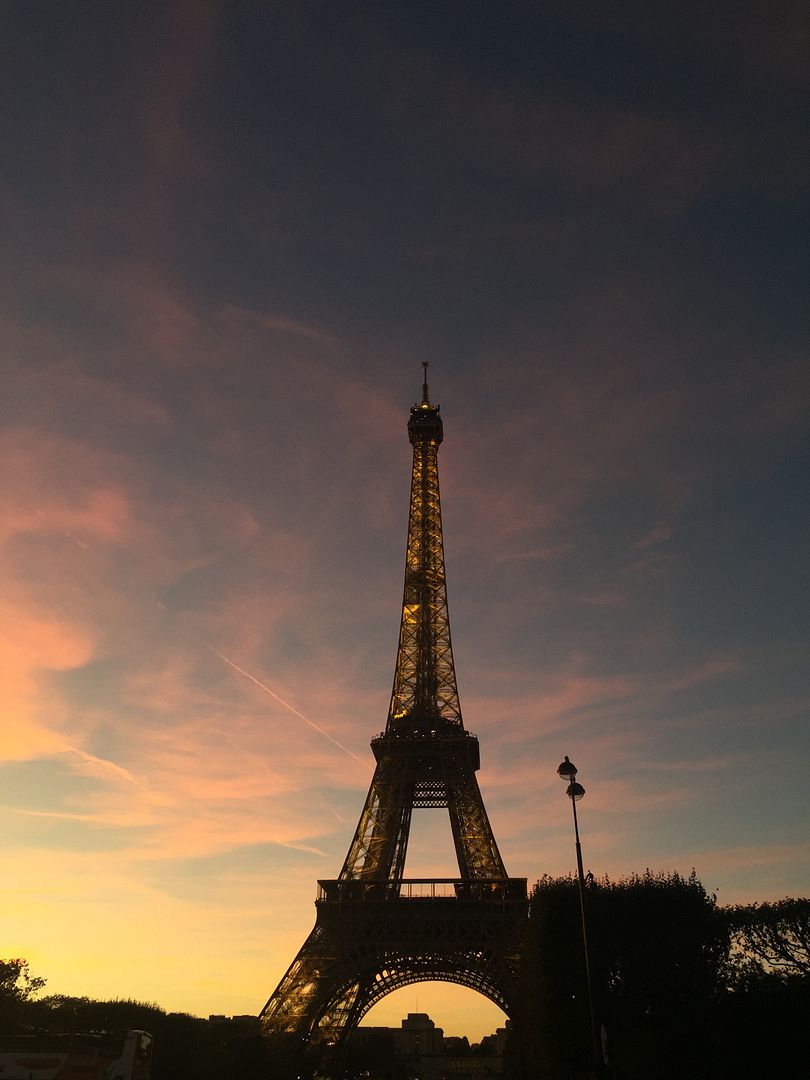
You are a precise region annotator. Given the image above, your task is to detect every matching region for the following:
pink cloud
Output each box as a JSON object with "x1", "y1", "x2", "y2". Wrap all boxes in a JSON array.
[
  {"x1": 0, "y1": 601, "x2": 95, "y2": 762},
  {"x1": 0, "y1": 428, "x2": 138, "y2": 545},
  {"x1": 633, "y1": 521, "x2": 674, "y2": 551}
]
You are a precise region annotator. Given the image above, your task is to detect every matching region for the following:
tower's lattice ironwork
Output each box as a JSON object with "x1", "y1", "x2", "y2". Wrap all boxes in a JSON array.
[{"x1": 259, "y1": 368, "x2": 527, "y2": 1047}]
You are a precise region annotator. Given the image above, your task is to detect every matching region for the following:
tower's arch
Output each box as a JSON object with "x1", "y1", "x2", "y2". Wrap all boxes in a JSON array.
[
  {"x1": 312, "y1": 959, "x2": 512, "y2": 1042},
  {"x1": 356, "y1": 968, "x2": 509, "y2": 1022},
  {"x1": 359, "y1": 978, "x2": 509, "y2": 1039}
]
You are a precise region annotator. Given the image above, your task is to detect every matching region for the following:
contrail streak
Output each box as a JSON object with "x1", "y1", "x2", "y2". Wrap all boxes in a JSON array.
[{"x1": 206, "y1": 644, "x2": 365, "y2": 764}]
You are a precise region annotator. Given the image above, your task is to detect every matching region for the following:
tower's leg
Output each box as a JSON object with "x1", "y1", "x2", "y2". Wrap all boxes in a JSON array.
[
  {"x1": 446, "y1": 768, "x2": 507, "y2": 879},
  {"x1": 338, "y1": 758, "x2": 412, "y2": 880},
  {"x1": 259, "y1": 924, "x2": 334, "y2": 1038}
]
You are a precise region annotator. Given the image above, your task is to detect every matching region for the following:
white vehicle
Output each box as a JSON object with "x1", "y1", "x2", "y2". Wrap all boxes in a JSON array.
[{"x1": 0, "y1": 1029, "x2": 152, "y2": 1079}]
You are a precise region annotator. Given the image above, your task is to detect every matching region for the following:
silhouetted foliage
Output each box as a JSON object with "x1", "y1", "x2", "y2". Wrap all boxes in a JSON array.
[
  {"x1": 724, "y1": 896, "x2": 810, "y2": 985},
  {"x1": 714, "y1": 968, "x2": 810, "y2": 1079},
  {"x1": 518, "y1": 874, "x2": 810, "y2": 1080},
  {"x1": 520, "y1": 870, "x2": 729, "y2": 1079},
  {"x1": 0, "y1": 983, "x2": 269, "y2": 1080},
  {"x1": 0, "y1": 959, "x2": 46, "y2": 1031},
  {"x1": 710, "y1": 897, "x2": 810, "y2": 1078},
  {"x1": 26, "y1": 994, "x2": 164, "y2": 1033}
]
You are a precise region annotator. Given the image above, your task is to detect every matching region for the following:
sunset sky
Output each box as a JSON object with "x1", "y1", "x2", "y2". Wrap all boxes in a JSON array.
[{"x1": 2, "y1": 1, "x2": 808, "y2": 1042}]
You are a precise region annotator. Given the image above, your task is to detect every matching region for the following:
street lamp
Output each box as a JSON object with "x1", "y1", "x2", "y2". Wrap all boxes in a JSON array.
[{"x1": 557, "y1": 755, "x2": 601, "y2": 1075}]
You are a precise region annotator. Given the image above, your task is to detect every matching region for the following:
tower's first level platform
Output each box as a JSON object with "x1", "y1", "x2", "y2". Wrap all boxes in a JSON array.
[{"x1": 317, "y1": 877, "x2": 527, "y2": 904}]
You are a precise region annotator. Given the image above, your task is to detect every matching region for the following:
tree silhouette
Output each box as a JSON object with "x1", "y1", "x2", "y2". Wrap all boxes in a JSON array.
[
  {"x1": 724, "y1": 897, "x2": 810, "y2": 984},
  {"x1": 520, "y1": 870, "x2": 729, "y2": 1078},
  {"x1": 0, "y1": 959, "x2": 46, "y2": 1031}
]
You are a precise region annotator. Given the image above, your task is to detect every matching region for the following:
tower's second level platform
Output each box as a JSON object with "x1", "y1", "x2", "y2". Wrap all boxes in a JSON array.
[{"x1": 371, "y1": 728, "x2": 481, "y2": 771}]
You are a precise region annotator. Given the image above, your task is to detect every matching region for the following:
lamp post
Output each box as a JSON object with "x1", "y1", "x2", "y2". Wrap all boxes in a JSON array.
[{"x1": 557, "y1": 755, "x2": 601, "y2": 1075}]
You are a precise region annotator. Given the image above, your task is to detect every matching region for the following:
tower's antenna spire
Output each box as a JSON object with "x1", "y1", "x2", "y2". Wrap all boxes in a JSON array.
[{"x1": 421, "y1": 361, "x2": 430, "y2": 405}]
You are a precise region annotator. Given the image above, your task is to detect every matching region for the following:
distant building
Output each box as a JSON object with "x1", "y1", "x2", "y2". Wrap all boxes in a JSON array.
[
  {"x1": 206, "y1": 1014, "x2": 260, "y2": 1034},
  {"x1": 399, "y1": 1012, "x2": 445, "y2": 1056},
  {"x1": 397, "y1": 1012, "x2": 445, "y2": 1078},
  {"x1": 346, "y1": 1012, "x2": 506, "y2": 1079},
  {"x1": 478, "y1": 1025, "x2": 509, "y2": 1057},
  {"x1": 444, "y1": 1034, "x2": 471, "y2": 1055}
]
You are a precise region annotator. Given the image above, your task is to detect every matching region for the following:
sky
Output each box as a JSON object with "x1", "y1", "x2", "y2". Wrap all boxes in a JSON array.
[{"x1": 1, "y1": 0, "x2": 808, "y2": 1043}]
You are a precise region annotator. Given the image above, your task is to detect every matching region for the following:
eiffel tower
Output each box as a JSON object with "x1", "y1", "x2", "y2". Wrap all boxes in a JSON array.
[{"x1": 259, "y1": 367, "x2": 527, "y2": 1047}]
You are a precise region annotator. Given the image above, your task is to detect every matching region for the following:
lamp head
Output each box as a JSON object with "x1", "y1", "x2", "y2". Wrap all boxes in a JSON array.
[{"x1": 556, "y1": 755, "x2": 578, "y2": 781}]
